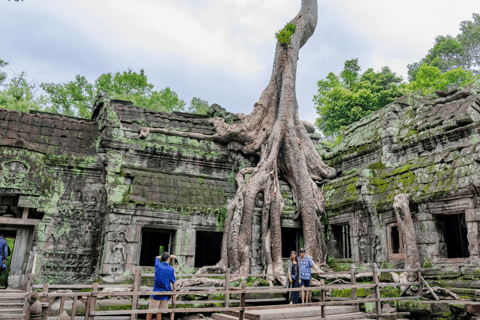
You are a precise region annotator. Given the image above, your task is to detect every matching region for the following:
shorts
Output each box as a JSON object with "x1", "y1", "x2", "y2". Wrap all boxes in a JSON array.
[
  {"x1": 301, "y1": 279, "x2": 311, "y2": 287},
  {"x1": 149, "y1": 298, "x2": 168, "y2": 310}
]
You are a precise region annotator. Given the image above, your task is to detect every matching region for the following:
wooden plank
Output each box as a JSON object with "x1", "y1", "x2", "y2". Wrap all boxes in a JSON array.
[
  {"x1": 91, "y1": 298, "x2": 379, "y2": 316},
  {"x1": 379, "y1": 296, "x2": 421, "y2": 302},
  {"x1": 417, "y1": 268, "x2": 424, "y2": 298},
  {"x1": 225, "y1": 268, "x2": 230, "y2": 308},
  {"x1": 238, "y1": 282, "x2": 246, "y2": 320},
  {"x1": 377, "y1": 282, "x2": 420, "y2": 288},
  {"x1": 22, "y1": 274, "x2": 34, "y2": 317},
  {"x1": 372, "y1": 263, "x2": 381, "y2": 320},
  {"x1": 170, "y1": 282, "x2": 177, "y2": 320},
  {"x1": 0, "y1": 217, "x2": 42, "y2": 225},
  {"x1": 350, "y1": 264, "x2": 356, "y2": 302},
  {"x1": 59, "y1": 296, "x2": 66, "y2": 315},
  {"x1": 71, "y1": 296, "x2": 78, "y2": 320},
  {"x1": 130, "y1": 267, "x2": 141, "y2": 320},
  {"x1": 33, "y1": 284, "x2": 133, "y2": 289},
  {"x1": 22, "y1": 207, "x2": 29, "y2": 220},
  {"x1": 420, "y1": 276, "x2": 439, "y2": 301},
  {"x1": 85, "y1": 283, "x2": 98, "y2": 320},
  {"x1": 377, "y1": 268, "x2": 418, "y2": 272}
]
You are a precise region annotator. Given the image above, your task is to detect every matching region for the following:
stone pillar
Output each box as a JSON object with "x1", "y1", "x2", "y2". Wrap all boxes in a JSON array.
[{"x1": 466, "y1": 208, "x2": 479, "y2": 262}]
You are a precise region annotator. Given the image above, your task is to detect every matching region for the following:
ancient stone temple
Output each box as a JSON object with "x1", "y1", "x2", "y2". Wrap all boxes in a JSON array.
[{"x1": 1, "y1": 86, "x2": 479, "y2": 288}]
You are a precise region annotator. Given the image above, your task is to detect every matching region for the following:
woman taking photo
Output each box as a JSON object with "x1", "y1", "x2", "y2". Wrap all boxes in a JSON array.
[{"x1": 287, "y1": 251, "x2": 301, "y2": 304}]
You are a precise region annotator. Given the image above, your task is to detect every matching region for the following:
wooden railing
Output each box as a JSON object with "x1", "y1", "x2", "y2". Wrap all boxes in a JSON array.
[{"x1": 28, "y1": 263, "x2": 434, "y2": 320}]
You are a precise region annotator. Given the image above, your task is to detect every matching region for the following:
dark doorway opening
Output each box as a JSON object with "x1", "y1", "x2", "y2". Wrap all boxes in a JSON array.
[
  {"x1": 195, "y1": 232, "x2": 222, "y2": 268},
  {"x1": 438, "y1": 214, "x2": 469, "y2": 258},
  {"x1": 330, "y1": 225, "x2": 351, "y2": 259},
  {"x1": 390, "y1": 226, "x2": 400, "y2": 254},
  {"x1": 139, "y1": 229, "x2": 174, "y2": 267},
  {"x1": 0, "y1": 230, "x2": 16, "y2": 289},
  {"x1": 281, "y1": 228, "x2": 301, "y2": 258}
]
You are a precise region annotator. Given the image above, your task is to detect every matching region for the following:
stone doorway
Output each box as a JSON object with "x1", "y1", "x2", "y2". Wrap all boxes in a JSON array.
[
  {"x1": 328, "y1": 224, "x2": 351, "y2": 259},
  {"x1": 194, "y1": 231, "x2": 222, "y2": 268},
  {"x1": 139, "y1": 229, "x2": 175, "y2": 267},
  {"x1": 436, "y1": 213, "x2": 469, "y2": 258},
  {"x1": 387, "y1": 222, "x2": 405, "y2": 260},
  {"x1": 281, "y1": 228, "x2": 301, "y2": 258},
  {"x1": 0, "y1": 230, "x2": 15, "y2": 289}
]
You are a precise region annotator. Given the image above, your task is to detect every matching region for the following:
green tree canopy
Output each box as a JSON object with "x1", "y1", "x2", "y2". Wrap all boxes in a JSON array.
[
  {"x1": 40, "y1": 69, "x2": 186, "y2": 118},
  {"x1": 314, "y1": 59, "x2": 405, "y2": 138},
  {"x1": 407, "y1": 64, "x2": 479, "y2": 94},
  {"x1": 408, "y1": 13, "x2": 480, "y2": 81},
  {"x1": 0, "y1": 59, "x2": 42, "y2": 113},
  {"x1": 188, "y1": 97, "x2": 210, "y2": 115}
]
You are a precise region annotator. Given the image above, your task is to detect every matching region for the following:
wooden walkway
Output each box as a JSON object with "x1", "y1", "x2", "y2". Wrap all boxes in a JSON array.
[
  {"x1": 0, "y1": 264, "x2": 428, "y2": 319},
  {"x1": 214, "y1": 305, "x2": 368, "y2": 320}
]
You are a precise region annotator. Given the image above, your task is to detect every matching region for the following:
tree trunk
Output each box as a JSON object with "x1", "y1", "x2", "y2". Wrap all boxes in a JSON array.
[
  {"x1": 140, "y1": 0, "x2": 335, "y2": 282},
  {"x1": 393, "y1": 194, "x2": 420, "y2": 289}
]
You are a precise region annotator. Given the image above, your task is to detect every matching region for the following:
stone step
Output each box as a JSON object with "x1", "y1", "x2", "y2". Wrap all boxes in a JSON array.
[
  {"x1": 225, "y1": 305, "x2": 360, "y2": 320},
  {"x1": 0, "y1": 308, "x2": 24, "y2": 314},
  {"x1": 0, "y1": 314, "x2": 26, "y2": 319}
]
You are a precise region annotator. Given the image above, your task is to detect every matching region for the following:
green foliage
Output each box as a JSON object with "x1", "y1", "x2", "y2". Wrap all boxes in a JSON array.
[
  {"x1": 0, "y1": 58, "x2": 8, "y2": 86},
  {"x1": 39, "y1": 69, "x2": 187, "y2": 118},
  {"x1": 422, "y1": 257, "x2": 438, "y2": 269},
  {"x1": 0, "y1": 67, "x2": 42, "y2": 113},
  {"x1": 408, "y1": 13, "x2": 480, "y2": 81},
  {"x1": 406, "y1": 64, "x2": 479, "y2": 95},
  {"x1": 314, "y1": 59, "x2": 405, "y2": 137},
  {"x1": 188, "y1": 97, "x2": 210, "y2": 115},
  {"x1": 40, "y1": 74, "x2": 96, "y2": 118},
  {"x1": 216, "y1": 203, "x2": 228, "y2": 231},
  {"x1": 130, "y1": 87, "x2": 186, "y2": 113},
  {"x1": 275, "y1": 23, "x2": 296, "y2": 45}
]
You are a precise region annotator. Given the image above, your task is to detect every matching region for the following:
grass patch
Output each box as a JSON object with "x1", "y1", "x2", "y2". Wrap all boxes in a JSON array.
[{"x1": 275, "y1": 23, "x2": 296, "y2": 45}]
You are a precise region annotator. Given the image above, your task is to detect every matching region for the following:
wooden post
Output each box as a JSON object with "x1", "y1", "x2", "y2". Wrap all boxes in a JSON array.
[
  {"x1": 321, "y1": 285, "x2": 326, "y2": 318},
  {"x1": 170, "y1": 282, "x2": 177, "y2": 320},
  {"x1": 239, "y1": 281, "x2": 246, "y2": 320},
  {"x1": 22, "y1": 274, "x2": 34, "y2": 317},
  {"x1": 71, "y1": 296, "x2": 78, "y2": 320},
  {"x1": 85, "y1": 282, "x2": 98, "y2": 320},
  {"x1": 225, "y1": 268, "x2": 230, "y2": 308},
  {"x1": 59, "y1": 296, "x2": 66, "y2": 315},
  {"x1": 373, "y1": 263, "x2": 381, "y2": 319},
  {"x1": 131, "y1": 267, "x2": 142, "y2": 320},
  {"x1": 350, "y1": 264, "x2": 357, "y2": 301},
  {"x1": 417, "y1": 268, "x2": 423, "y2": 298},
  {"x1": 41, "y1": 283, "x2": 49, "y2": 320}
]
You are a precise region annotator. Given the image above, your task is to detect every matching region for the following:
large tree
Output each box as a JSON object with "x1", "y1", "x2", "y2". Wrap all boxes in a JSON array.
[{"x1": 140, "y1": 0, "x2": 336, "y2": 280}]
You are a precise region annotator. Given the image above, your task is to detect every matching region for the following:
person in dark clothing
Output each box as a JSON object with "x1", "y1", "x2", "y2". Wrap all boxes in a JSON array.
[
  {"x1": 287, "y1": 251, "x2": 301, "y2": 304},
  {"x1": 147, "y1": 252, "x2": 177, "y2": 320},
  {"x1": 0, "y1": 234, "x2": 8, "y2": 271}
]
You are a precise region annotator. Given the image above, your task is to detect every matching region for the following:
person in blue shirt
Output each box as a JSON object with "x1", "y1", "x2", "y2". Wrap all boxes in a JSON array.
[
  {"x1": 298, "y1": 248, "x2": 313, "y2": 304},
  {"x1": 147, "y1": 252, "x2": 177, "y2": 320},
  {"x1": 0, "y1": 234, "x2": 8, "y2": 272}
]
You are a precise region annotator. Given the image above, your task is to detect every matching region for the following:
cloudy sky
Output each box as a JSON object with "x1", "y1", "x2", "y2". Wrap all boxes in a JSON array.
[{"x1": 1, "y1": 0, "x2": 478, "y2": 122}]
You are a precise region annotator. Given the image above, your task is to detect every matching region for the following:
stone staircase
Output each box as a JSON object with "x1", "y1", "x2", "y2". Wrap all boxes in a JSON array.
[
  {"x1": 0, "y1": 289, "x2": 28, "y2": 319},
  {"x1": 212, "y1": 305, "x2": 368, "y2": 320}
]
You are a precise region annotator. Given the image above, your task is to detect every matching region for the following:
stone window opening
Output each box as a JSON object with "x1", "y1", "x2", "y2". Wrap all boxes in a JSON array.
[
  {"x1": 387, "y1": 222, "x2": 405, "y2": 260},
  {"x1": 328, "y1": 224, "x2": 351, "y2": 259},
  {"x1": 281, "y1": 228, "x2": 302, "y2": 258},
  {"x1": 436, "y1": 213, "x2": 469, "y2": 258},
  {"x1": 139, "y1": 229, "x2": 175, "y2": 267},
  {"x1": 194, "y1": 231, "x2": 222, "y2": 268}
]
